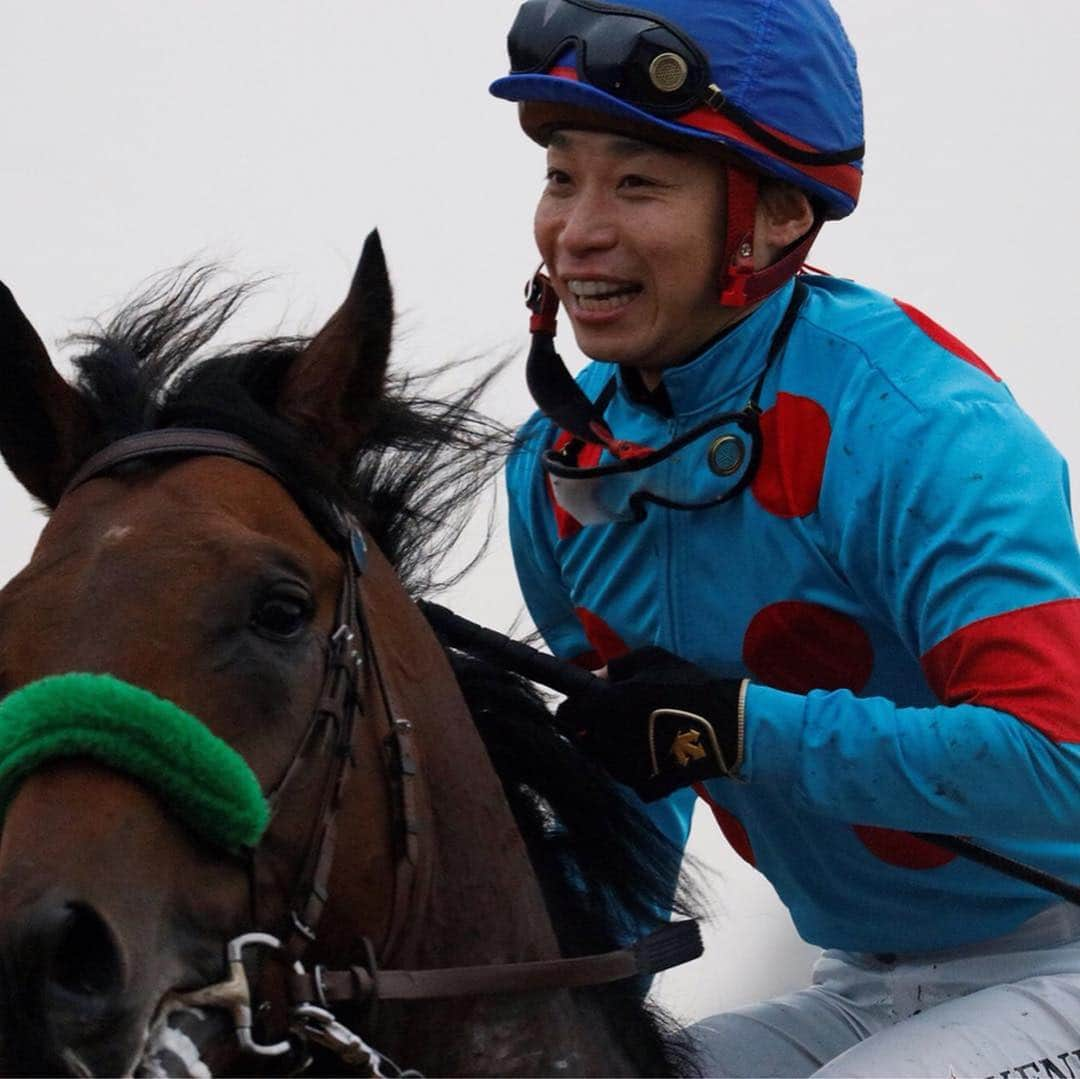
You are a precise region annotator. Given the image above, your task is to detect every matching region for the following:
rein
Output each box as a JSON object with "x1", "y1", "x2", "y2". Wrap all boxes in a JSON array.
[
  {"x1": 421, "y1": 602, "x2": 1080, "y2": 911},
  {"x1": 59, "y1": 428, "x2": 703, "y2": 1075}
]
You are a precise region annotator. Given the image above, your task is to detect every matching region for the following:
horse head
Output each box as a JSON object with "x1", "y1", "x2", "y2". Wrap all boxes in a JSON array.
[
  {"x1": 0, "y1": 238, "x2": 696, "y2": 1077},
  {"x1": 0, "y1": 236, "x2": 414, "y2": 1074}
]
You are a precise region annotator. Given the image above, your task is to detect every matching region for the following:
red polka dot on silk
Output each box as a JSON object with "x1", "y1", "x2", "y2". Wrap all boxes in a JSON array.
[
  {"x1": 751, "y1": 393, "x2": 831, "y2": 518},
  {"x1": 742, "y1": 601, "x2": 874, "y2": 694},
  {"x1": 852, "y1": 824, "x2": 956, "y2": 870},
  {"x1": 894, "y1": 299, "x2": 1000, "y2": 381},
  {"x1": 574, "y1": 607, "x2": 629, "y2": 666}
]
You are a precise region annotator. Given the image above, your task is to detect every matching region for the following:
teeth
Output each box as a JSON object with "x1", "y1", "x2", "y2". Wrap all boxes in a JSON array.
[
  {"x1": 566, "y1": 279, "x2": 640, "y2": 313},
  {"x1": 567, "y1": 279, "x2": 636, "y2": 298},
  {"x1": 575, "y1": 292, "x2": 637, "y2": 313}
]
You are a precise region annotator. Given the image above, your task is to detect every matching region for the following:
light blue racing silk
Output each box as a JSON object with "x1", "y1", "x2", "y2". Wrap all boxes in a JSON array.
[{"x1": 506, "y1": 274, "x2": 1080, "y2": 954}]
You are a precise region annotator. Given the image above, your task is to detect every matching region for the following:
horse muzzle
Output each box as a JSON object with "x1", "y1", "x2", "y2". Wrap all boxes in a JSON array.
[
  {"x1": 0, "y1": 754, "x2": 251, "y2": 1078},
  {"x1": 0, "y1": 890, "x2": 146, "y2": 1076}
]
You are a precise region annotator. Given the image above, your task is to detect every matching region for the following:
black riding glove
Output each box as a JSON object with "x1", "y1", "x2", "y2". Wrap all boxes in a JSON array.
[{"x1": 557, "y1": 646, "x2": 747, "y2": 802}]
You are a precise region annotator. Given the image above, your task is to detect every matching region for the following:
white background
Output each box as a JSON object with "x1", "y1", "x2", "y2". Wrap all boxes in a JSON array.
[{"x1": 3, "y1": 1, "x2": 1078, "y2": 1023}]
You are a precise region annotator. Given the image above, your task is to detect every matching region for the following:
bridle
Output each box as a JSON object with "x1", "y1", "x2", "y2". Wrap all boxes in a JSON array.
[{"x1": 61, "y1": 427, "x2": 702, "y2": 1076}]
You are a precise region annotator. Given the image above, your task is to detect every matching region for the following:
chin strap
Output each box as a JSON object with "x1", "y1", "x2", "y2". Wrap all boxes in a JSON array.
[
  {"x1": 524, "y1": 272, "x2": 652, "y2": 461},
  {"x1": 719, "y1": 166, "x2": 824, "y2": 308}
]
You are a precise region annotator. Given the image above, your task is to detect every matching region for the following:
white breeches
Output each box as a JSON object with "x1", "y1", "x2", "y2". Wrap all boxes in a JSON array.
[{"x1": 688, "y1": 903, "x2": 1080, "y2": 1078}]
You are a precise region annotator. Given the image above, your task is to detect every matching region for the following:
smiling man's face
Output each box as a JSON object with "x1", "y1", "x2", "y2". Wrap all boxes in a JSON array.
[{"x1": 534, "y1": 127, "x2": 730, "y2": 377}]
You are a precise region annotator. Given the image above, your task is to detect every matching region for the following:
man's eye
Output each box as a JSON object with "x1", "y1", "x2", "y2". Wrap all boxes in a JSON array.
[{"x1": 618, "y1": 174, "x2": 655, "y2": 189}]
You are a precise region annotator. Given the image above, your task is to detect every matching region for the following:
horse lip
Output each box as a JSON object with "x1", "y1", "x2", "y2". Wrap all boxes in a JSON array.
[
  {"x1": 39, "y1": 1025, "x2": 146, "y2": 1079},
  {"x1": 46, "y1": 949, "x2": 209, "y2": 1079},
  {"x1": 51, "y1": 1008, "x2": 178, "y2": 1079}
]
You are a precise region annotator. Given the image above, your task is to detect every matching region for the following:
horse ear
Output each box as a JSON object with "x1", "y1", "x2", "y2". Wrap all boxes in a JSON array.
[
  {"x1": 277, "y1": 230, "x2": 394, "y2": 468},
  {"x1": 0, "y1": 283, "x2": 100, "y2": 508}
]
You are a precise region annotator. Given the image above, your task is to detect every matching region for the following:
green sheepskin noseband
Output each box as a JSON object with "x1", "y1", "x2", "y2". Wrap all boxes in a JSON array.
[{"x1": 0, "y1": 673, "x2": 269, "y2": 853}]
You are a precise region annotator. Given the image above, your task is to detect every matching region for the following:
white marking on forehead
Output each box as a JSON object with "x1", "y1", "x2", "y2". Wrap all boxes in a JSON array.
[{"x1": 101, "y1": 524, "x2": 135, "y2": 544}]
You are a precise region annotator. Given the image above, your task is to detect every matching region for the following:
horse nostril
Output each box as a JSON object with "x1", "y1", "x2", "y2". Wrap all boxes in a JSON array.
[{"x1": 47, "y1": 903, "x2": 124, "y2": 999}]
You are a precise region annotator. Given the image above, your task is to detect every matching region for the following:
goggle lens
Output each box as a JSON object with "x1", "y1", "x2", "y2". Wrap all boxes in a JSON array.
[
  {"x1": 545, "y1": 412, "x2": 761, "y2": 525},
  {"x1": 507, "y1": 0, "x2": 709, "y2": 116}
]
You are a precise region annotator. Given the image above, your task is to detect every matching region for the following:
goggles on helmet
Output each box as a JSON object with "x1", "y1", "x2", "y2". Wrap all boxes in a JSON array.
[
  {"x1": 505, "y1": 0, "x2": 864, "y2": 171},
  {"x1": 507, "y1": 0, "x2": 715, "y2": 118}
]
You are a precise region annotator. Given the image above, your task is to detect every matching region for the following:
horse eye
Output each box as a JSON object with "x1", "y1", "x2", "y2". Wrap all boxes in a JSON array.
[{"x1": 251, "y1": 591, "x2": 312, "y2": 640}]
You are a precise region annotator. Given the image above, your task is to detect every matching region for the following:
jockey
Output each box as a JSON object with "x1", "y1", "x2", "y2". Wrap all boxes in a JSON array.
[{"x1": 491, "y1": 1, "x2": 1080, "y2": 1076}]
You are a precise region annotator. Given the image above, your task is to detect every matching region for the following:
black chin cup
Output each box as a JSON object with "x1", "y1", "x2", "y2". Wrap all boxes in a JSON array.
[{"x1": 526, "y1": 330, "x2": 619, "y2": 447}]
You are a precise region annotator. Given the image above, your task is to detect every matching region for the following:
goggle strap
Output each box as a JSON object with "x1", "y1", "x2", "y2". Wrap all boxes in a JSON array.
[
  {"x1": 540, "y1": 283, "x2": 807, "y2": 525},
  {"x1": 718, "y1": 97, "x2": 865, "y2": 167},
  {"x1": 525, "y1": 266, "x2": 808, "y2": 463}
]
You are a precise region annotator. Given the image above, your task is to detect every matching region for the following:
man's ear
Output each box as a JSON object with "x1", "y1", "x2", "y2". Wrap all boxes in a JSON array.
[{"x1": 756, "y1": 182, "x2": 815, "y2": 255}]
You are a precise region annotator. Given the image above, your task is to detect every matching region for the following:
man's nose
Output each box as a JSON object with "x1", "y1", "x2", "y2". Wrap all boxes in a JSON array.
[{"x1": 556, "y1": 190, "x2": 619, "y2": 258}]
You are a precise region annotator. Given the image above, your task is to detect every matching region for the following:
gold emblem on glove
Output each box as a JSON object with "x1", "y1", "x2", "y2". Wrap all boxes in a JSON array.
[
  {"x1": 648, "y1": 708, "x2": 727, "y2": 777},
  {"x1": 670, "y1": 729, "x2": 707, "y2": 767}
]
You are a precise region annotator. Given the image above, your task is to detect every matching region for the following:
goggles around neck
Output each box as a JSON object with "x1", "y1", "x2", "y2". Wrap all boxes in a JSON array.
[
  {"x1": 526, "y1": 276, "x2": 807, "y2": 525},
  {"x1": 507, "y1": 0, "x2": 714, "y2": 117},
  {"x1": 546, "y1": 391, "x2": 766, "y2": 525}
]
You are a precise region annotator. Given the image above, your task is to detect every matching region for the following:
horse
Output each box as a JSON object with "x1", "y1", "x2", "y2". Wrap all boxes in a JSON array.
[{"x1": 0, "y1": 234, "x2": 700, "y2": 1077}]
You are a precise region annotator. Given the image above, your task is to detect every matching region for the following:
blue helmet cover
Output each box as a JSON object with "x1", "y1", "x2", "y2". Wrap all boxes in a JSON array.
[{"x1": 491, "y1": 0, "x2": 864, "y2": 216}]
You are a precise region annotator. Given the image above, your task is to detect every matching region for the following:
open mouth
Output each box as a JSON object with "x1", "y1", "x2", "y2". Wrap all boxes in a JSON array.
[{"x1": 566, "y1": 278, "x2": 642, "y2": 313}]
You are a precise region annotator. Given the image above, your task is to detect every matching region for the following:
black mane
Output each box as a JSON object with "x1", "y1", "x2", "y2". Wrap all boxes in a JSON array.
[
  {"x1": 67, "y1": 270, "x2": 698, "y2": 1076},
  {"x1": 66, "y1": 268, "x2": 502, "y2": 595}
]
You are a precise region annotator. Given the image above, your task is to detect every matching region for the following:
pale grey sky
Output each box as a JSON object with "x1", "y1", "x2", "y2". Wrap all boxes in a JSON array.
[{"x1": 3, "y1": 1, "x2": 1078, "y2": 1022}]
